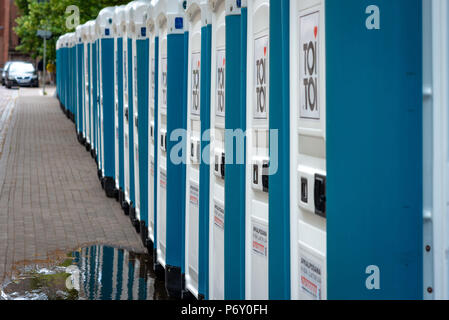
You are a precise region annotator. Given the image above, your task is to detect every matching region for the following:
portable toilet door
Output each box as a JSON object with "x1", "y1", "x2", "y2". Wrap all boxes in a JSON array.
[
  {"x1": 245, "y1": 0, "x2": 270, "y2": 300},
  {"x1": 88, "y1": 22, "x2": 98, "y2": 160},
  {"x1": 83, "y1": 23, "x2": 93, "y2": 152},
  {"x1": 184, "y1": 0, "x2": 212, "y2": 300},
  {"x1": 97, "y1": 7, "x2": 117, "y2": 198},
  {"x1": 90, "y1": 24, "x2": 99, "y2": 161},
  {"x1": 114, "y1": 6, "x2": 126, "y2": 209},
  {"x1": 128, "y1": 0, "x2": 152, "y2": 235},
  {"x1": 147, "y1": 8, "x2": 158, "y2": 253},
  {"x1": 122, "y1": 3, "x2": 134, "y2": 216},
  {"x1": 155, "y1": 0, "x2": 188, "y2": 298},
  {"x1": 75, "y1": 25, "x2": 85, "y2": 145},
  {"x1": 207, "y1": 0, "x2": 226, "y2": 301},
  {"x1": 155, "y1": 0, "x2": 169, "y2": 273},
  {"x1": 95, "y1": 20, "x2": 103, "y2": 180}
]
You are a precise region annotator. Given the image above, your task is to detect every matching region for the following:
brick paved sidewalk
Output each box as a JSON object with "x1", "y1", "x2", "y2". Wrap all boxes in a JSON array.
[{"x1": 0, "y1": 95, "x2": 145, "y2": 282}]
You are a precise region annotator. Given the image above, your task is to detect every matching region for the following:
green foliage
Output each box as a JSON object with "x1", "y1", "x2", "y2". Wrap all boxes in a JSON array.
[{"x1": 14, "y1": 0, "x2": 130, "y2": 63}]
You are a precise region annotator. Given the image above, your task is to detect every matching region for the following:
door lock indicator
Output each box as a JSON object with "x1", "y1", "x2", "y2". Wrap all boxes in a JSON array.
[
  {"x1": 314, "y1": 174, "x2": 326, "y2": 218},
  {"x1": 301, "y1": 177, "x2": 308, "y2": 203}
]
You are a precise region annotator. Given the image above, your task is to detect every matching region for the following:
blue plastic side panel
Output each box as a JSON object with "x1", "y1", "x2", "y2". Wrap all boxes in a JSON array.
[
  {"x1": 165, "y1": 33, "x2": 188, "y2": 269},
  {"x1": 117, "y1": 38, "x2": 125, "y2": 190},
  {"x1": 224, "y1": 11, "x2": 247, "y2": 300},
  {"x1": 101, "y1": 38, "x2": 115, "y2": 178},
  {"x1": 77, "y1": 43, "x2": 84, "y2": 135},
  {"x1": 268, "y1": 0, "x2": 290, "y2": 300},
  {"x1": 128, "y1": 38, "x2": 135, "y2": 205},
  {"x1": 153, "y1": 37, "x2": 159, "y2": 251},
  {"x1": 199, "y1": 24, "x2": 212, "y2": 299},
  {"x1": 87, "y1": 43, "x2": 91, "y2": 144},
  {"x1": 326, "y1": 0, "x2": 423, "y2": 299},
  {"x1": 137, "y1": 39, "x2": 150, "y2": 224}
]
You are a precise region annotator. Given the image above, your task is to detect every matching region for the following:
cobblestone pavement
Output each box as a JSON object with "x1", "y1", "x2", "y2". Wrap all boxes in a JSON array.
[{"x1": 0, "y1": 89, "x2": 145, "y2": 282}]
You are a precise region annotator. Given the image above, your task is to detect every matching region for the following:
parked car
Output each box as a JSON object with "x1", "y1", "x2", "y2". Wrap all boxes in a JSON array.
[
  {"x1": 4, "y1": 62, "x2": 39, "y2": 89},
  {"x1": 1, "y1": 61, "x2": 14, "y2": 86}
]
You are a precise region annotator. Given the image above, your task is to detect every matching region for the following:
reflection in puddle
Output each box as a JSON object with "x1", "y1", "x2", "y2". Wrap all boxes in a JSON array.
[{"x1": 1, "y1": 246, "x2": 169, "y2": 300}]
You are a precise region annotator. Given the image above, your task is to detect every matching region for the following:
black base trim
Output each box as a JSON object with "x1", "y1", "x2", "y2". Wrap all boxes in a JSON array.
[
  {"x1": 85, "y1": 143, "x2": 91, "y2": 152},
  {"x1": 165, "y1": 265, "x2": 183, "y2": 299},
  {"x1": 140, "y1": 220, "x2": 148, "y2": 247},
  {"x1": 77, "y1": 133, "x2": 85, "y2": 146},
  {"x1": 103, "y1": 177, "x2": 116, "y2": 198},
  {"x1": 182, "y1": 289, "x2": 197, "y2": 301},
  {"x1": 153, "y1": 251, "x2": 165, "y2": 280},
  {"x1": 129, "y1": 205, "x2": 140, "y2": 233},
  {"x1": 90, "y1": 148, "x2": 96, "y2": 159}
]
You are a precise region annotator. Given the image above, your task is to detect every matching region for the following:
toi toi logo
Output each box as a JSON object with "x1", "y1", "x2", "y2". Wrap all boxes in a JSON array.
[{"x1": 65, "y1": 5, "x2": 80, "y2": 30}]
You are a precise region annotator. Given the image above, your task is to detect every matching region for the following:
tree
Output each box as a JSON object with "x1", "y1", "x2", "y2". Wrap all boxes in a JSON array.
[{"x1": 14, "y1": 0, "x2": 130, "y2": 63}]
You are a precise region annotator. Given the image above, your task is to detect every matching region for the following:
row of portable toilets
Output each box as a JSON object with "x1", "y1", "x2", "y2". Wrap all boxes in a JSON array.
[{"x1": 56, "y1": 0, "x2": 449, "y2": 300}]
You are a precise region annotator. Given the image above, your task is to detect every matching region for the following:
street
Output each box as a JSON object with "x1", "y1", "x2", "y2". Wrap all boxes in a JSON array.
[{"x1": 0, "y1": 87, "x2": 145, "y2": 283}]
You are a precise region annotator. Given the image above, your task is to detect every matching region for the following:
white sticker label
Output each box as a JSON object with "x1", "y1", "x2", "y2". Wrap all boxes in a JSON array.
[
  {"x1": 213, "y1": 201, "x2": 225, "y2": 231},
  {"x1": 191, "y1": 52, "x2": 201, "y2": 116},
  {"x1": 299, "y1": 253, "x2": 322, "y2": 300},
  {"x1": 160, "y1": 170, "x2": 166, "y2": 189},
  {"x1": 161, "y1": 57, "x2": 167, "y2": 109},
  {"x1": 252, "y1": 222, "x2": 268, "y2": 257},
  {"x1": 216, "y1": 49, "x2": 226, "y2": 118},
  {"x1": 254, "y1": 35, "x2": 269, "y2": 119},
  {"x1": 189, "y1": 184, "x2": 199, "y2": 207},
  {"x1": 299, "y1": 11, "x2": 320, "y2": 120}
]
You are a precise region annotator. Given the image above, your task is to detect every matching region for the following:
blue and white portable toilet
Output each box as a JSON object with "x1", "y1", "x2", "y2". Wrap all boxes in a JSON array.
[
  {"x1": 75, "y1": 25, "x2": 86, "y2": 146},
  {"x1": 86, "y1": 21, "x2": 97, "y2": 158},
  {"x1": 183, "y1": 0, "x2": 212, "y2": 300},
  {"x1": 244, "y1": 0, "x2": 270, "y2": 300},
  {"x1": 88, "y1": 22, "x2": 99, "y2": 161},
  {"x1": 256, "y1": 0, "x2": 423, "y2": 300},
  {"x1": 114, "y1": 6, "x2": 126, "y2": 206},
  {"x1": 154, "y1": 0, "x2": 188, "y2": 298},
  {"x1": 68, "y1": 32, "x2": 76, "y2": 123},
  {"x1": 121, "y1": 3, "x2": 135, "y2": 216},
  {"x1": 81, "y1": 22, "x2": 93, "y2": 153},
  {"x1": 207, "y1": 0, "x2": 227, "y2": 301},
  {"x1": 96, "y1": 7, "x2": 117, "y2": 198},
  {"x1": 127, "y1": 0, "x2": 152, "y2": 235},
  {"x1": 147, "y1": 5, "x2": 158, "y2": 253}
]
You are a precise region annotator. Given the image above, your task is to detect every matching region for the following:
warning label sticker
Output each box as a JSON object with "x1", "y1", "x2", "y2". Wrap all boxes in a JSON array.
[
  {"x1": 299, "y1": 253, "x2": 322, "y2": 300},
  {"x1": 189, "y1": 184, "x2": 199, "y2": 207},
  {"x1": 213, "y1": 201, "x2": 225, "y2": 231},
  {"x1": 252, "y1": 222, "x2": 268, "y2": 257},
  {"x1": 299, "y1": 10, "x2": 320, "y2": 120},
  {"x1": 160, "y1": 171, "x2": 166, "y2": 189}
]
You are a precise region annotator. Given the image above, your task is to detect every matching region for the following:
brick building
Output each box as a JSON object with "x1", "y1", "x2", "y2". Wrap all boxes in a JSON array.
[{"x1": 0, "y1": 0, "x2": 24, "y2": 68}]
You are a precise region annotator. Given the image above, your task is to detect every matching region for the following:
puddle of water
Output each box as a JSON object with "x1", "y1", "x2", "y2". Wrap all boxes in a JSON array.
[{"x1": 1, "y1": 246, "x2": 170, "y2": 300}]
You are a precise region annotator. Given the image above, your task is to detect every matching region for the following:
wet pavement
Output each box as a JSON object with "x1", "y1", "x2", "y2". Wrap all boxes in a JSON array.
[
  {"x1": 1, "y1": 245, "x2": 169, "y2": 300},
  {"x1": 0, "y1": 87, "x2": 148, "y2": 294}
]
